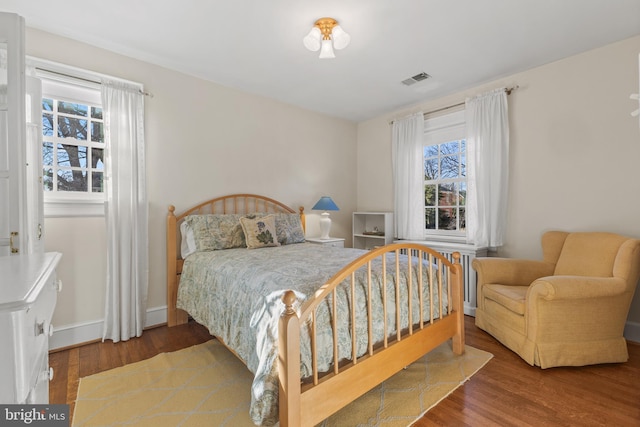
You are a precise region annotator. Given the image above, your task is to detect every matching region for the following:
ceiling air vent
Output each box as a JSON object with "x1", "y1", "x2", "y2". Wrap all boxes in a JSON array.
[{"x1": 401, "y1": 72, "x2": 431, "y2": 86}]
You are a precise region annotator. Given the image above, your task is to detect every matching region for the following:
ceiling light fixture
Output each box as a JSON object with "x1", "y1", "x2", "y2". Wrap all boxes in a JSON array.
[{"x1": 303, "y1": 17, "x2": 350, "y2": 59}]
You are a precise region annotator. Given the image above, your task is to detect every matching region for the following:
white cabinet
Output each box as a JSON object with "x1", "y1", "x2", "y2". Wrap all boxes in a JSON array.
[
  {"x1": 352, "y1": 212, "x2": 394, "y2": 250},
  {"x1": 0, "y1": 252, "x2": 62, "y2": 403}
]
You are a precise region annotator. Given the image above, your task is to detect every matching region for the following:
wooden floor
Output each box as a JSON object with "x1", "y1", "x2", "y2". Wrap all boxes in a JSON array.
[{"x1": 50, "y1": 316, "x2": 640, "y2": 426}]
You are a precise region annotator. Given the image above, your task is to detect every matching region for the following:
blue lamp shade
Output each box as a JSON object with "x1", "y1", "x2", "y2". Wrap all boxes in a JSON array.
[{"x1": 312, "y1": 196, "x2": 339, "y2": 211}]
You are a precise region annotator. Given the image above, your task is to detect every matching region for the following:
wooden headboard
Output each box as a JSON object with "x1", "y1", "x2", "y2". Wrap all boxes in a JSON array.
[{"x1": 166, "y1": 194, "x2": 305, "y2": 326}]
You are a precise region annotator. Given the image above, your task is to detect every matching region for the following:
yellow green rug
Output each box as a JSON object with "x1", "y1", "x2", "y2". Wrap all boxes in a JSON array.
[{"x1": 73, "y1": 340, "x2": 492, "y2": 427}]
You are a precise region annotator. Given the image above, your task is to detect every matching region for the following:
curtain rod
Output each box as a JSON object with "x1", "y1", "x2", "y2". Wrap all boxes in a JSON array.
[
  {"x1": 390, "y1": 85, "x2": 518, "y2": 124},
  {"x1": 35, "y1": 67, "x2": 154, "y2": 98}
]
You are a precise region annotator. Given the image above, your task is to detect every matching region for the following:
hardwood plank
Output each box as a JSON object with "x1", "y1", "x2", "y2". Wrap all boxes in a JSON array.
[{"x1": 49, "y1": 317, "x2": 640, "y2": 426}]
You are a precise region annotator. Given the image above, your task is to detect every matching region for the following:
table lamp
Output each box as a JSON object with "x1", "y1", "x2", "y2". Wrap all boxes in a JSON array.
[{"x1": 312, "y1": 196, "x2": 339, "y2": 239}]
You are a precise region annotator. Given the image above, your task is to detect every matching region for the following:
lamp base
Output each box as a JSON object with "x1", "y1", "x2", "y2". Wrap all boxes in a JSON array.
[{"x1": 318, "y1": 212, "x2": 332, "y2": 240}]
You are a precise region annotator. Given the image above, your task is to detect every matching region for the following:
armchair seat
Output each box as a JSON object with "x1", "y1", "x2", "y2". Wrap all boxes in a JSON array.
[
  {"x1": 483, "y1": 285, "x2": 527, "y2": 315},
  {"x1": 474, "y1": 231, "x2": 640, "y2": 368}
]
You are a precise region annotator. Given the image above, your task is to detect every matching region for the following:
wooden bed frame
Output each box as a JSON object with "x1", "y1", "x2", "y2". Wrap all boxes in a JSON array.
[{"x1": 167, "y1": 194, "x2": 464, "y2": 426}]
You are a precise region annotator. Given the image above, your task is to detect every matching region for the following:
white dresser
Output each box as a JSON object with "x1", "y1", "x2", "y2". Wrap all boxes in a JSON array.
[{"x1": 0, "y1": 252, "x2": 62, "y2": 404}]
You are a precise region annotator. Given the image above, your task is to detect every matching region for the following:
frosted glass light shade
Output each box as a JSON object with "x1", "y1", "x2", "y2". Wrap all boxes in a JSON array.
[
  {"x1": 303, "y1": 27, "x2": 322, "y2": 51},
  {"x1": 319, "y1": 39, "x2": 335, "y2": 59},
  {"x1": 331, "y1": 25, "x2": 351, "y2": 50}
]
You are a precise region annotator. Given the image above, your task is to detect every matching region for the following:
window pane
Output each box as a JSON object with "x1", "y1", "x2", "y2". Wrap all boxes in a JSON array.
[
  {"x1": 459, "y1": 207, "x2": 466, "y2": 230},
  {"x1": 91, "y1": 106, "x2": 103, "y2": 120},
  {"x1": 440, "y1": 140, "x2": 459, "y2": 155},
  {"x1": 424, "y1": 145, "x2": 438, "y2": 157},
  {"x1": 58, "y1": 116, "x2": 87, "y2": 140},
  {"x1": 459, "y1": 181, "x2": 467, "y2": 206},
  {"x1": 92, "y1": 171, "x2": 104, "y2": 193},
  {"x1": 91, "y1": 148, "x2": 104, "y2": 170},
  {"x1": 42, "y1": 113, "x2": 53, "y2": 136},
  {"x1": 425, "y1": 184, "x2": 437, "y2": 207},
  {"x1": 91, "y1": 121, "x2": 103, "y2": 143},
  {"x1": 424, "y1": 157, "x2": 438, "y2": 180},
  {"x1": 58, "y1": 144, "x2": 87, "y2": 168},
  {"x1": 440, "y1": 154, "x2": 459, "y2": 178},
  {"x1": 438, "y1": 183, "x2": 455, "y2": 206},
  {"x1": 57, "y1": 101, "x2": 88, "y2": 117},
  {"x1": 57, "y1": 169, "x2": 87, "y2": 192},
  {"x1": 43, "y1": 168, "x2": 53, "y2": 191},
  {"x1": 42, "y1": 98, "x2": 53, "y2": 112},
  {"x1": 438, "y1": 207, "x2": 456, "y2": 230},
  {"x1": 425, "y1": 208, "x2": 436, "y2": 229},
  {"x1": 42, "y1": 142, "x2": 54, "y2": 166},
  {"x1": 460, "y1": 151, "x2": 466, "y2": 177}
]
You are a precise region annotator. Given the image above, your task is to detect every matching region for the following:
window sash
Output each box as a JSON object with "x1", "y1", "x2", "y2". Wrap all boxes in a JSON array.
[{"x1": 423, "y1": 110, "x2": 466, "y2": 239}]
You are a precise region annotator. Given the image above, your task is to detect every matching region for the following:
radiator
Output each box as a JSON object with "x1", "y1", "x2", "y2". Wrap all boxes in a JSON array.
[{"x1": 395, "y1": 240, "x2": 487, "y2": 316}]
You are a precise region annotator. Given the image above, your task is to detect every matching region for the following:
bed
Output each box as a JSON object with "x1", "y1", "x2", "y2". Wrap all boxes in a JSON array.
[{"x1": 166, "y1": 194, "x2": 465, "y2": 426}]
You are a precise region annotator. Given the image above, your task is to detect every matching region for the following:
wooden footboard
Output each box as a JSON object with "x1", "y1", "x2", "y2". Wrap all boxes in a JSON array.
[{"x1": 278, "y1": 243, "x2": 464, "y2": 427}]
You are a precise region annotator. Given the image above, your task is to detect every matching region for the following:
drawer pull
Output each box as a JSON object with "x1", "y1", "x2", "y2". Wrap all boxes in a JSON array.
[
  {"x1": 39, "y1": 367, "x2": 54, "y2": 382},
  {"x1": 35, "y1": 321, "x2": 45, "y2": 336},
  {"x1": 35, "y1": 321, "x2": 52, "y2": 336},
  {"x1": 55, "y1": 279, "x2": 63, "y2": 292}
]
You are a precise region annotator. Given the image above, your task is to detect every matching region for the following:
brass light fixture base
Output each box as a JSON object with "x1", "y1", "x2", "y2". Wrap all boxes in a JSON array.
[{"x1": 314, "y1": 17, "x2": 339, "y2": 40}]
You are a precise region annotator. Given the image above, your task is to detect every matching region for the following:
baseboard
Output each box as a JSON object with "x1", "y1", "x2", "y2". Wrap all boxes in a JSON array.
[
  {"x1": 50, "y1": 305, "x2": 167, "y2": 350},
  {"x1": 624, "y1": 320, "x2": 640, "y2": 344},
  {"x1": 49, "y1": 306, "x2": 639, "y2": 349},
  {"x1": 464, "y1": 305, "x2": 476, "y2": 317}
]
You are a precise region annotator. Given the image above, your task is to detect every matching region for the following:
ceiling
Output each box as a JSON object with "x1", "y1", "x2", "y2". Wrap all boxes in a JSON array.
[{"x1": 1, "y1": 0, "x2": 640, "y2": 122}]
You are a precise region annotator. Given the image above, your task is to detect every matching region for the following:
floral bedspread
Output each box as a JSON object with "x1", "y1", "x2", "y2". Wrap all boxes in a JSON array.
[{"x1": 177, "y1": 243, "x2": 447, "y2": 426}]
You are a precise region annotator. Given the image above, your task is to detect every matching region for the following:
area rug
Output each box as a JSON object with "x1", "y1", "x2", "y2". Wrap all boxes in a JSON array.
[{"x1": 73, "y1": 340, "x2": 492, "y2": 427}]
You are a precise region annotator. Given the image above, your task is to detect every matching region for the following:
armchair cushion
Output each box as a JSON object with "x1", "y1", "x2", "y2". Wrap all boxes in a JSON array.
[
  {"x1": 484, "y1": 285, "x2": 527, "y2": 315},
  {"x1": 554, "y1": 232, "x2": 627, "y2": 277}
]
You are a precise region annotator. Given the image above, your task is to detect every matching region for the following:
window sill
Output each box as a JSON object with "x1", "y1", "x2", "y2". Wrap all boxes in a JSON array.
[{"x1": 44, "y1": 198, "x2": 105, "y2": 218}]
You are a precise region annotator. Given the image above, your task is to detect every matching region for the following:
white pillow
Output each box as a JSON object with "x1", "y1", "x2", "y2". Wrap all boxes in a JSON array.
[{"x1": 180, "y1": 221, "x2": 197, "y2": 258}]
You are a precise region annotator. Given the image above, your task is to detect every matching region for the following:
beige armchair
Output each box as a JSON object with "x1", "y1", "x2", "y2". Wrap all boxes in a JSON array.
[{"x1": 473, "y1": 231, "x2": 640, "y2": 368}]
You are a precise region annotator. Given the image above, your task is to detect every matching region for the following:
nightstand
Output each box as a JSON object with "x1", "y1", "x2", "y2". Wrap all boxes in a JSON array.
[{"x1": 306, "y1": 237, "x2": 345, "y2": 248}]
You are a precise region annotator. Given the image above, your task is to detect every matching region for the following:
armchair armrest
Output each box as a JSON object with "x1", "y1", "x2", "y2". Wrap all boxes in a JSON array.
[
  {"x1": 472, "y1": 257, "x2": 555, "y2": 287},
  {"x1": 528, "y1": 276, "x2": 627, "y2": 300},
  {"x1": 525, "y1": 276, "x2": 631, "y2": 343}
]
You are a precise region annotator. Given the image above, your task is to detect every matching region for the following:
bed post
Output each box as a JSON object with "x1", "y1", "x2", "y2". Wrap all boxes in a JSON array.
[
  {"x1": 299, "y1": 206, "x2": 306, "y2": 233},
  {"x1": 278, "y1": 290, "x2": 301, "y2": 427},
  {"x1": 451, "y1": 252, "x2": 465, "y2": 355},
  {"x1": 167, "y1": 205, "x2": 188, "y2": 327}
]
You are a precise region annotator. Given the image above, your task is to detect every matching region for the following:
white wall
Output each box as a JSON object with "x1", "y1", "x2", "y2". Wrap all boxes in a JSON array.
[
  {"x1": 25, "y1": 28, "x2": 358, "y2": 348},
  {"x1": 357, "y1": 35, "x2": 640, "y2": 340}
]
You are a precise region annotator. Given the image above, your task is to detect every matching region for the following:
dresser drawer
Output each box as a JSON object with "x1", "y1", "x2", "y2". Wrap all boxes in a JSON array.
[
  {"x1": 0, "y1": 252, "x2": 62, "y2": 404},
  {"x1": 7, "y1": 270, "x2": 57, "y2": 403},
  {"x1": 25, "y1": 350, "x2": 52, "y2": 404}
]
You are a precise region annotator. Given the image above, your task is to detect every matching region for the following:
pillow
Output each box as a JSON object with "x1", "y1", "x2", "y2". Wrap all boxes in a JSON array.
[
  {"x1": 273, "y1": 213, "x2": 306, "y2": 245},
  {"x1": 179, "y1": 221, "x2": 197, "y2": 258},
  {"x1": 240, "y1": 215, "x2": 280, "y2": 249},
  {"x1": 183, "y1": 214, "x2": 246, "y2": 252}
]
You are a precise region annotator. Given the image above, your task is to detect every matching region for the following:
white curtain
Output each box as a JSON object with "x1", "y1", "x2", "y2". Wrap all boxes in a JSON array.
[
  {"x1": 101, "y1": 80, "x2": 148, "y2": 342},
  {"x1": 392, "y1": 112, "x2": 424, "y2": 240},
  {"x1": 466, "y1": 88, "x2": 509, "y2": 249}
]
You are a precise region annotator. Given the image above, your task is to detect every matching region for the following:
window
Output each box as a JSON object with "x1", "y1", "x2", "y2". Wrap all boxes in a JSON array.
[
  {"x1": 37, "y1": 68, "x2": 105, "y2": 217},
  {"x1": 42, "y1": 98, "x2": 104, "y2": 194},
  {"x1": 423, "y1": 110, "x2": 466, "y2": 238}
]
